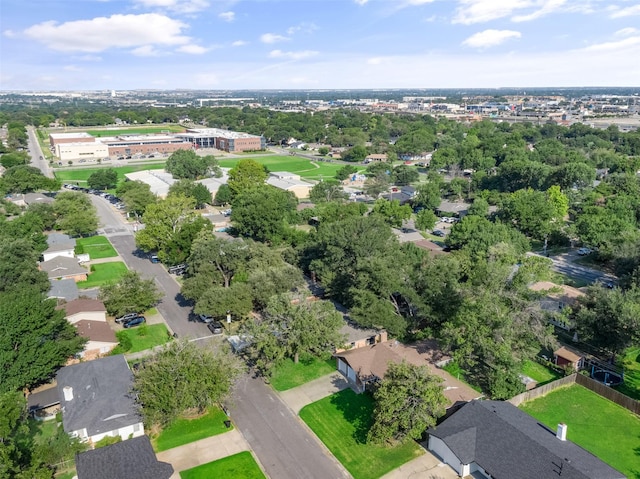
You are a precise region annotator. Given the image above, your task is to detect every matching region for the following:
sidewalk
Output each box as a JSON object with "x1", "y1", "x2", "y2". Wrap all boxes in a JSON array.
[
  {"x1": 86, "y1": 255, "x2": 124, "y2": 265},
  {"x1": 156, "y1": 429, "x2": 252, "y2": 478},
  {"x1": 378, "y1": 448, "x2": 458, "y2": 479},
  {"x1": 277, "y1": 371, "x2": 349, "y2": 414}
]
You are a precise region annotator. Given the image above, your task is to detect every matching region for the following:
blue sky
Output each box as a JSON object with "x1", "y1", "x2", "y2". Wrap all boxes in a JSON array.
[{"x1": 1, "y1": 0, "x2": 640, "y2": 91}]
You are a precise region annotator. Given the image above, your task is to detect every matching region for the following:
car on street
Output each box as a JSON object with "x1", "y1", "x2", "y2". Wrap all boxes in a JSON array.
[
  {"x1": 168, "y1": 264, "x2": 187, "y2": 275},
  {"x1": 123, "y1": 315, "x2": 146, "y2": 328},
  {"x1": 150, "y1": 254, "x2": 160, "y2": 263},
  {"x1": 432, "y1": 229, "x2": 446, "y2": 237},
  {"x1": 577, "y1": 247, "x2": 593, "y2": 256},
  {"x1": 115, "y1": 312, "x2": 140, "y2": 324},
  {"x1": 198, "y1": 313, "x2": 214, "y2": 323},
  {"x1": 207, "y1": 321, "x2": 224, "y2": 335}
]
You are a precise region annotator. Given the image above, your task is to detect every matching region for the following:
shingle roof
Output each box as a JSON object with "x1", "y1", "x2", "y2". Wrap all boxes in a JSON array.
[
  {"x1": 56, "y1": 355, "x2": 142, "y2": 437},
  {"x1": 39, "y1": 256, "x2": 88, "y2": 279},
  {"x1": 75, "y1": 320, "x2": 117, "y2": 344},
  {"x1": 59, "y1": 298, "x2": 106, "y2": 316},
  {"x1": 427, "y1": 400, "x2": 626, "y2": 479},
  {"x1": 48, "y1": 278, "x2": 80, "y2": 301},
  {"x1": 75, "y1": 436, "x2": 173, "y2": 479},
  {"x1": 27, "y1": 384, "x2": 60, "y2": 412},
  {"x1": 47, "y1": 233, "x2": 74, "y2": 246}
]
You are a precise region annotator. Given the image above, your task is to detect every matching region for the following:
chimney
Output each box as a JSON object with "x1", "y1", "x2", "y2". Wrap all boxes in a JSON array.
[
  {"x1": 63, "y1": 386, "x2": 74, "y2": 401},
  {"x1": 557, "y1": 423, "x2": 567, "y2": 441}
]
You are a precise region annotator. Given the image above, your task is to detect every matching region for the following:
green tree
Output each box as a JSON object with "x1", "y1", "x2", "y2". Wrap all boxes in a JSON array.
[
  {"x1": 231, "y1": 186, "x2": 297, "y2": 243},
  {"x1": 99, "y1": 271, "x2": 162, "y2": 317},
  {"x1": 309, "y1": 180, "x2": 347, "y2": 203},
  {"x1": 0, "y1": 287, "x2": 85, "y2": 393},
  {"x1": 0, "y1": 237, "x2": 48, "y2": 294},
  {"x1": 165, "y1": 150, "x2": 220, "y2": 180},
  {"x1": 116, "y1": 180, "x2": 157, "y2": 217},
  {"x1": 87, "y1": 168, "x2": 118, "y2": 190},
  {"x1": 213, "y1": 184, "x2": 233, "y2": 206},
  {"x1": 0, "y1": 151, "x2": 29, "y2": 169},
  {"x1": 364, "y1": 173, "x2": 390, "y2": 198},
  {"x1": 133, "y1": 340, "x2": 243, "y2": 427},
  {"x1": 415, "y1": 209, "x2": 438, "y2": 231},
  {"x1": 391, "y1": 165, "x2": 419, "y2": 186},
  {"x1": 341, "y1": 145, "x2": 367, "y2": 162},
  {"x1": 0, "y1": 166, "x2": 60, "y2": 193},
  {"x1": 413, "y1": 180, "x2": 442, "y2": 211},
  {"x1": 447, "y1": 215, "x2": 530, "y2": 260},
  {"x1": 227, "y1": 159, "x2": 268, "y2": 197},
  {"x1": 168, "y1": 180, "x2": 212, "y2": 209},
  {"x1": 372, "y1": 199, "x2": 412, "y2": 227},
  {"x1": 335, "y1": 165, "x2": 358, "y2": 181},
  {"x1": 367, "y1": 361, "x2": 447, "y2": 444},
  {"x1": 318, "y1": 146, "x2": 330, "y2": 156},
  {"x1": 53, "y1": 191, "x2": 98, "y2": 237}
]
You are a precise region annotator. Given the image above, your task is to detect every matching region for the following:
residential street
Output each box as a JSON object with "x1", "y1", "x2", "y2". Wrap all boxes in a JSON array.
[
  {"x1": 26, "y1": 126, "x2": 53, "y2": 178},
  {"x1": 527, "y1": 251, "x2": 616, "y2": 286}
]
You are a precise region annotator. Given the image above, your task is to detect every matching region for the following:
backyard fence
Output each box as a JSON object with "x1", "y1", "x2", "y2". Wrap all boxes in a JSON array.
[{"x1": 508, "y1": 372, "x2": 640, "y2": 416}]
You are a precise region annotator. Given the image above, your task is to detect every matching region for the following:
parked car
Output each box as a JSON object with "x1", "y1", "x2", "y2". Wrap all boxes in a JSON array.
[
  {"x1": 207, "y1": 321, "x2": 224, "y2": 335},
  {"x1": 168, "y1": 264, "x2": 187, "y2": 275},
  {"x1": 150, "y1": 254, "x2": 160, "y2": 263},
  {"x1": 198, "y1": 314, "x2": 214, "y2": 324},
  {"x1": 115, "y1": 312, "x2": 139, "y2": 324},
  {"x1": 432, "y1": 229, "x2": 446, "y2": 237},
  {"x1": 577, "y1": 247, "x2": 592, "y2": 256},
  {"x1": 123, "y1": 315, "x2": 146, "y2": 328}
]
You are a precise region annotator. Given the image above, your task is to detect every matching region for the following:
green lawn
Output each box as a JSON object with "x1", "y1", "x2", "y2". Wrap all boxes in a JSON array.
[
  {"x1": 520, "y1": 384, "x2": 640, "y2": 478},
  {"x1": 299, "y1": 389, "x2": 423, "y2": 479},
  {"x1": 54, "y1": 163, "x2": 166, "y2": 186},
  {"x1": 86, "y1": 126, "x2": 186, "y2": 136},
  {"x1": 77, "y1": 261, "x2": 128, "y2": 289},
  {"x1": 111, "y1": 323, "x2": 171, "y2": 354},
  {"x1": 270, "y1": 357, "x2": 336, "y2": 391},
  {"x1": 442, "y1": 360, "x2": 483, "y2": 393},
  {"x1": 180, "y1": 452, "x2": 265, "y2": 479},
  {"x1": 521, "y1": 360, "x2": 562, "y2": 385},
  {"x1": 153, "y1": 406, "x2": 232, "y2": 452},
  {"x1": 615, "y1": 347, "x2": 640, "y2": 401},
  {"x1": 75, "y1": 235, "x2": 117, "y2": 259},
  {"x1": 217, "y1": 155, "x2": 343, "y2": 181}
]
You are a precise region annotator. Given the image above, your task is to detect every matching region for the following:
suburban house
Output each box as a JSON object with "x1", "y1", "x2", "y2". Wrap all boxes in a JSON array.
[
  {"x1": 27, "y1": 382, "x2": 60, "y2": 419},
  {"x1": 58, "y1": 298, "x2": 107, "y2": 324},
  {"x1": 382, "y1": 185, "x2": 417, "y2": 205},
  {"x1": 437, "y1": 200, "x2": 471, "y2": 218},
  {"x1": 529, "y1": 281, "x2": 585, "y2": 330},
  {"x1": 334, "y1": 340, "x2": 480, "y2": 409},
  {"x1": 336, "y1": 320, "x2": 387, "y2": 352},
  {"x1": 75, "y1": 435, "x2": 173, "y2": 479},
  {"x1": 39, "y1": 256, "x2": 88, "y2": 282},
  {"x1": 56, "y1": 355, "x2": 144, "y2": 444},
  {"x1": 427, "y1": 400, "x2": 625, "y2": 479},
  {"x1": 43, "y1": 233, "x2": 77, "y2": 262},
  {"x1": 8, "y1": 192, "x2": 55, "y2": 207},
  {"x1": 73, "y1": 320, "x2": 118, "y2": 360},
  {"x1": 266, "y1": 171, "x2": 314, "y2": 199},
  {"x1": 48, "y1": 278, "x2": 80, "y2": 302},
  {"x1": 364, "y1": 153, "x2": 388, "y2": 163},
  {"x1": 414, "y1": 239, "x2": 447, "y2": 255}
]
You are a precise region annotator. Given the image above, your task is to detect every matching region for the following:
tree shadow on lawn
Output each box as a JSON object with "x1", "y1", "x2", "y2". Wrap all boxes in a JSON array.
[{"x1": 329, "y1": 389, "x2": 374, "y2": 445}]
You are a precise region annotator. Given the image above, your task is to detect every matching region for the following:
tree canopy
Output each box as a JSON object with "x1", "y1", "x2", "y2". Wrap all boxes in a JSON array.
[
  {"x1": 165, "y1": 150, "x2": 220, "y2": 180},
  {"x1": 231, "y1": 186, "x2": 297, "y2": 243},
  {"x1": 87, "y1": 168, "x2": 117, "y2": 190},
  {"x1": 99, "y1": 270, "x2": 162, "y2": 317}
]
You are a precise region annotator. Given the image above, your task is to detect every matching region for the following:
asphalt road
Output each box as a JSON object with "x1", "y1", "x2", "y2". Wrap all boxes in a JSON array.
[
  {"x1": 527, "y1": 251, "x2": 616, "y2": 285},
  {"x1": 26, "y1": 126, "x2": 53, "y2": 178},
  {"x1": 230, "y1": 373, "x2": 350, "y2": 479}
]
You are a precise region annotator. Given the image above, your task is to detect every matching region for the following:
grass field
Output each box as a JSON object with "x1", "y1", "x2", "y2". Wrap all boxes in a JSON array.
[
  {"x1": 153, "y1": 406, "x2": 231, "y2": 452},
  {"x1": 112, "y1": 324, "x2": 171, "y2": 355},
  {"x1": 77, "y1": 262, "x2": 128, "y2": 289},
  {"x1": 520, "y1": 384, "x2": 640, "y2": 478},
  {"x1": 269, "y1": 357, "x2": 336, "y2": 391},
  {"x1": 442, "y1": 360, "x2": 483, "y2": 392},
  {"x1": 180, "y1": 452, "x2": 266, "y2": 479},
  {"x1": 54, "y1": 163, "x2": 166, "y2": 186},
  {"x1": 74, "y1": 235, "x2": 117, "y2": 259},
  {"x1": 521, "y1": 360, "x2": 562, "y2": 385},
  {"x1": 299, "y1": 389, "x2": 423, "y2": 479},
  {"x1": 218, "y1": 155, "x2": 344, "y2": 181},
  {"x1": 86, "y1": 126, "x2": 186, "y2": 136},
  {"x1": 615, "y1": 347, "x2": 640, "y2": 400}
]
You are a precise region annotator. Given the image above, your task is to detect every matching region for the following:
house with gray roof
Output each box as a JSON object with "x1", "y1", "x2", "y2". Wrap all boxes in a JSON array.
[
  {"x1": 75, "y1": 435, "x2": 173, "y2": 479},
  {"x1": 48, "y1": 278, "x2": 80, "y2": 302},
  {"x1": 39, "y1": 256, "x2": 88, "y2": 282},
  {"x1": 56, "y1": 355, "x2": 144, "y2": 444},
  {"x1": 427, "y1": 400, "x2": 625, "y2": 479},
  {"x1": 43, "y1": 233, "x2": 77, "y2": 262}
]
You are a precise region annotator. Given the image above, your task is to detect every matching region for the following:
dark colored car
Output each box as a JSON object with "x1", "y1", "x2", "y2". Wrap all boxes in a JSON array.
[
  {"x1": 123, "y1": 315, "x2": 146, "y2": 328},
  {"x1": 115, "y1": 312, "x2": 139, "y2": 324},
  {"x1": 207, "y1": 321, "x2": 224, "y2": 335},
  {"x1": 432, "y1": 230, "x2": 446, "y2": 237},
  {"x1": 198, "y1": 314, "x2": 214, "y2": 323}
]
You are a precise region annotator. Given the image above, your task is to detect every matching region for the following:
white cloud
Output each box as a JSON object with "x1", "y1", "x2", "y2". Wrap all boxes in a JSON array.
[
  {"x1": 131, "y1": 45, "x2": 163, "y2": 56},
  {"x1": 3, "y1": 30, "x2": 16, "y2": 38},
  {"x1": 218, "y1": 11, "x2": 235, "y2": 22},
  {"x1": 615, "y1": 27, "x2": 639, "y2": 37},
  {"x1": 609, "y1": 4, "x2": 640, "y2": 18},
  {"x1": 23, "y1": 14, "x2": 191, "y2": 52},
  {"x1": 232, "y1": 40, "x2": 248, "y2": 47},
  {"x1": 286, "y1": 22, "x2": 318, "y2": 35},
  {"x1": 354, "y1": 0, "x2": 369, "y2": 5},
  {"x1": 462, "y1": 29, "x2": 522, "y2": 48},
  {"x1": 367, "y1": 57, "x2": 384, "y2": 65},
  {"x1": 268, "y1": 49, "x2": 318, "y2": 60},
  {"x1": 260, "y1": 33, "x2": 289, "y2": 44},
  {"x1": 453, "y1": 0, "x2": 532, "y2": 24},
  {"x1": 176, "y1": 44, "x2": 209, "y2": 54},
  {"x1": 132, "y1": 0, "x2": 210, "y2": 14},
  {"x1": 511, "y1": 0, "x2": 566, "y2": 22},
  {"x1": 582, "y1": 35, "x2": 640, "y2": 52},
  {"x1": 63, "y1": 65, "x2": 83, "y2": 72}
]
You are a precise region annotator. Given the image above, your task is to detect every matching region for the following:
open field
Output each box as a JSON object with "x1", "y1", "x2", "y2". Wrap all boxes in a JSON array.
[
  {"x1": 77, "y1": 262, "x2": 128, "y2": 289},
  {"x1": 180, "y1": 452, "x2": 265, "y2": 479},
  {"x1": 85, "y1": 126, "x2": 186, "y2": 136},
  {"x1": 269, "y1": 357, "x2": 335, "y2": 391},
  {"x1": 75, "y1": 235, "x2": 117, "y2": 259},
  {"x1": 520, "y1": 384, "x2": 640, "y2": 478},
  {"x1": 299, "y1": 389, "x2": 423, "y2": 479},
  {"x1": 218, "y1": 155, "x2": 344, "y2": 181},
  {"x1": 153, "y1": 407, "x2": 231, "y2": 452},
  {"x1": 112, "y1": 324, "x2": 171, "y2": 355},
  {"x1": 54, "y1": 163, "x2": 165, "y2": 186},
  {"x1": 521, "y1": 360, "x2": 562, "y2": 385}
]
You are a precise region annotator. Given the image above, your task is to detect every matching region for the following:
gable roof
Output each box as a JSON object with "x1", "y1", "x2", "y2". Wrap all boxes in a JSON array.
[
  {"x1": 48, "y1": 278, "x2": 80, "y2": 301},
  {"x1": 39, "y1": 256, "x2": 88, "y2": 279},
  {"x1": 335, "y1": 340, "x2": 480, "y2": 407},
  {"x1": 27, "y1": 383, "x2": 60, "y2": 412},
  {"x1": 47, "y1": 232, "x2": 75, "y2": 246},
  {"x1": 75, "y1": 320, "x2": 117, "y2": 344},
  {"x1": 44, "y1": 241, "x2": 76, "y2": 253},
  {"x1": 56, "y1": 355, "x2": 142, "y2": 437},
  {"x1": 428, "y1": 400, "x2": 625, "y2": 479},
  {"x1": 75, "y1": 436, "x2": 173, "y2": 479},
  {"x1": 58, "y1": 298, "x2": 106, "y2": 316}
]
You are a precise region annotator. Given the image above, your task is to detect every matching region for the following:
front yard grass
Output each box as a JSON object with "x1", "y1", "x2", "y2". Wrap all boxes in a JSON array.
[
  {"x1": 441, "y1": 360, "x2": 483, "y2": 393},
  {"x1": 520, "y1": 384, "x2": 640, "y2": 478},
  {"x1": 615, "y1": 347, "x2": 640, "y2": 401},
  {"x1": 180, "y1": 452, "x2": 265, "y2": 479},
  {"x1": 521, "y1": 360, "x2": 562, "y2": 386},
  {"x1": 77, "y1": 261, "x2": 128, "y2": 289},
  {"x1": 299, "y1": 389, "x2": 423, "y2": 479},
  {"x1": 75, "y1": 235, "x2": 117, "y2": 259},
  {"x1": 269, "y1": 357, "x2": 336, "y2": 391},
  {"x1": 111, "y1": 323, "x2": 171, "y2": 354},
  {"x1": 153, "y1": 406, "x2": 231, "y2": 452}
]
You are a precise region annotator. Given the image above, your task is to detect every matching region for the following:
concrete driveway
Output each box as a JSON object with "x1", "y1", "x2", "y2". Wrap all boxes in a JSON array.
[{"x1": 379, "y1": 448, "x2": 458, "y2": 479}]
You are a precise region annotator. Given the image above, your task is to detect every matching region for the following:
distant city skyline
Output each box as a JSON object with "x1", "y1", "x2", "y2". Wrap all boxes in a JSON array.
[{"x1": 2, "y1": 0, "x2": 640, "y2": 91}]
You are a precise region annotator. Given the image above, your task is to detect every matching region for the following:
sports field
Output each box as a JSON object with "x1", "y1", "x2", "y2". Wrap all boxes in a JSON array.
[
  {"x1": 218, "y1": 155, "x2": 344, "y2": 181},
  {"x1": 85, "y1": 126, "x2": 186, "y2": 136},
  {"x1": 55, "y1": 164, "x2": 166, "y2": 186}
]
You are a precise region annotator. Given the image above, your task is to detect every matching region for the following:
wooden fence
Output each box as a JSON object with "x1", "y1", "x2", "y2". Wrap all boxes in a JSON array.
[{"x1": 508, "y1": 372, "x2": 640, "y2": 416}]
